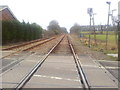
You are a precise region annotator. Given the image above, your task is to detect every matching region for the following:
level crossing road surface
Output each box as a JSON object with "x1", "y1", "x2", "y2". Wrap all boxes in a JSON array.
[
  {"x1": 0, "y1": 35, "x2": 119, "y2": 89},
  {"x1": 23, "y1": 55, "x2": 82, "y2": 88},
  {"x1": 1, "y1": 55, "x2": 82, "y2": 88},
  {"x1": 78, "y1": 54, "x2": 118, "y2": 88},
  {"x1": 97, "y1": 60, "x2": 120, "y2": 82},
  {"x1": 1, "y1": 54, "x2": 43, "y2": 88}
]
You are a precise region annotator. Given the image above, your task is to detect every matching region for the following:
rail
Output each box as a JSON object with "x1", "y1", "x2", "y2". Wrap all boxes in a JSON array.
[
  {"x1": 14, "y1": 35, "x2": 65, "y2": 89},
  {"x1": 68, "y1": 36, "x2": 90, "y2": 90},
  {"x1": 1, "y1": 37, "x2": 56, "y2": 59},
  {"x1": 2, "y1": 38, "x2": 47, "y2": 51}
]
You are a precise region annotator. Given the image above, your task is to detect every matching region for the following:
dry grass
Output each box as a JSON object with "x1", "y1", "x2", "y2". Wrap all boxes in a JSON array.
[
  {"x1": 80, "y1": 37, "x2": 118, "y2": 54},
  {"x1": 70, "y1": 34, "x2": 114, "y2": 60}
]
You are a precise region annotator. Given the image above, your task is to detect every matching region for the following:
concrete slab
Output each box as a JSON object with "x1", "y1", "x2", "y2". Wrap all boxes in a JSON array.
[
  {"x1": 1, "y1": 51, "x2": 16, "y2": 58},
  {"x1": 78, "y1": 55, "x2": 118, "y2": 88},
  {"x1": 0, "y1": 52, "x2": 32, "y2": 73},
  {"x1": 0, "y1": 54, "x2": 43, "y2": 88},
  {"x1": 1, "y1": 83, "x2": 17, "y2": 88},
  {"x1": 24, "y1": 55, "x2": 82, "y2": 88},
  {"x1": 96, "y1": 60, "x2": 119, "y2": 82},
  {"x1": 25, "y1": 54, "x2": 42, "y2": 60},
  {"x1": 24, "y1": 75, "x2": 81, "y2": 88}
]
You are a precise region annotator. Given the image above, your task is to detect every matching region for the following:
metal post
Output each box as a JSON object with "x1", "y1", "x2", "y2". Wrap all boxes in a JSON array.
[
  {"x1": 93, "y1": 13, "x2": 97, "y2": 45},
  {"x1": 111, "y1": 9, "x2": 116, "y2": 25},
  {"x1": 118, "y1": 1, "x2": 120, "y2": 61},
  {"x1": 106, "y1": 2, "x2": 111, "y2": 50},
  {"x1": 101, "y1": 25, "x2": 103, "y2": 34},
  {"x1": 117, "y1": 22, "x2": 120, "y2": 60},
  {"x1": 87, "y1": 8, "x2": 93, "y2": 48},
  {"x1": 89, "y1": 15, "x2": 92, "y2": 47},
  {"x1": 111, "y1": 9, "x2": 117, "y2": 45}
]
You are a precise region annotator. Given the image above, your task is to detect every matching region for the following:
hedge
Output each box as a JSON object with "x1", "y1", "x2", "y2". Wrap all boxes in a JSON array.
[{"x1": 2, "y1": 20, "x2": 43, "y2": 44}]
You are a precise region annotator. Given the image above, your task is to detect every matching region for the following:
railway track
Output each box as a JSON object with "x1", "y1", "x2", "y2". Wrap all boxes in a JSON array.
[
  {"x1": 0, "y1": 35, "x2": 63, "y2": 73},
  {"x1": 1, "y1": 34, "x2": 117, "y2": 89},
  {"x1": 14, "y1": 35, "x2": 65, "y2": 89},
  {"x1": 3, "y1": 35, "x2": 89, "y2": 89},
  {"x1": 2, "y1": 35, "x2": 60, "y2": 51},
  {"x1": 0, "y1": 35, "x2": 116, "y2": 90},
  {"x1": 68, "y1": 36, "x2": 90, "y2": 89},
  {"x1": 1, "y1": 37, "x2": 56, "y2": 59},
  {"x1": 2, "y1": 38, "x2": 47, "y2": 51}
]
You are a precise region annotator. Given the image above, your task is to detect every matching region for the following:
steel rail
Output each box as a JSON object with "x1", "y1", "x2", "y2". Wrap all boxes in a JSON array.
[
  {"x1": 14, "y1": 35, "x2": 65, "y2": 90},
  {"x1": 0, "y1": 36, "x2": 60, "y2": 74},
  {"x1": 1, "y1": 37, "x2": 56, "y2": 59},
  {"x1": 2, "y1": 37, "x2": 52, "y2": 51},
  {"x1": 67, "y1": 36, "x2": 90, "y2": 90}
]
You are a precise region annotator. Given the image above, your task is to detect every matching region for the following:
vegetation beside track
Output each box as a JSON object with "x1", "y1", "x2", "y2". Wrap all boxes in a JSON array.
[
  {"x1": 80, "y1": 36, "x2": 118, "y2": 54},
  {"x1": 70, "y1": 34, "x2": 115, "y2": 60},
  {"x1": 2, "y1": 20, "x2": 43, "y2": 45},
  {"x1": 2, "y1": 20, "x2": 68, "y2": 45},
  {"x1": 85, "y1": 34, "x2": 117, "y2": 43},
  {"x1": 70, "y1": 24, "x2": 118, "y2": 58},
  {"x1": 82, "y1": 32, "x2": 118, "y2": 54}
]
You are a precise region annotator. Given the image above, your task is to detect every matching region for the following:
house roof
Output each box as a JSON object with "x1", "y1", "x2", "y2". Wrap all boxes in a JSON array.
[
  {"x1": 0, "y1": 5, "x2": 17, "y2": 20},
  {"x1": 0, "y1": 5, "x2": 8, "y2": 11}
]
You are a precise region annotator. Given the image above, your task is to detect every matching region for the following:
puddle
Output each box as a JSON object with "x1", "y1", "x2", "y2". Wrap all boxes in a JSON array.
[{"x1": 107, "y1": 54, "x2": 118, "y2": 57}]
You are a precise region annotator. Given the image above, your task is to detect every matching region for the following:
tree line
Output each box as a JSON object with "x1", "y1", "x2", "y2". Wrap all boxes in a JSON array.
[
  {"x1": 2, "y1": 20, "x2": 68, "y2": 45},
  {"x1": 2, "y1": 20, "x2": 43, "y2": 44},
  {"x1": 43, "y1": 20, "x2": 68, "y2": 37}
]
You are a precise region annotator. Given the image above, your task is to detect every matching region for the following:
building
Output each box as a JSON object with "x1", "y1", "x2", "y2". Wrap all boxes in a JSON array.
[{"x1": 0, "y1": 5, "x2": 17, "y2": 21}]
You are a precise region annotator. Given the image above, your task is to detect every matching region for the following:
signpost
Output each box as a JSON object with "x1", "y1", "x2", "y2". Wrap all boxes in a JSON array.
[
  {"x1": 106, "y1": 1, "x2": 111, "y2": 50},
  {"x1": 93, "y1": 13, "x2": 97, "y2": 45},
  {"x1": 87, "y1": 8, "x2": 93, "y2": 47},
  {"x1": 87, "y1": 8, "x2": 97, "y2": 47}
]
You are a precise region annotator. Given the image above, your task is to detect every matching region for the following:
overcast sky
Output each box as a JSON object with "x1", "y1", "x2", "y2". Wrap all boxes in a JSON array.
[{"x1": 0, "y1": 0, "x2": 119, "y2": 31}]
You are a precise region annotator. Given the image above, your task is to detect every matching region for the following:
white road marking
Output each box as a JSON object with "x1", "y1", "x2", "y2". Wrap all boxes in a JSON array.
[
  {"x1": 34, "y1": 75, "x2": 80, "y2": 82},
  {"x1": 81, "y1": 64, "x2": 120, "y2": 69},
  {"x1": 107, "y1": 54, "x2": 118, "y2": 57},
  {"x1": 104, "y1": 66, "x2": 120, "y2": 69},
  {"x1": 91, "y1": 60, "x2": 120, "y2": 69},
  {"x1": 1, "y1": 51, "x2": 15, "y2": 53},
  {"x1": 94, "y1": 60, "x2": 119, "y2": 63},
  {"x1": 14, "y1": 54, "x2": 19, "y2": 55},
  {"x1": 4, "y1": 58, "x2": 15, "y2": 60},
  {"x1": 81, "y1": 64, "x2": 98, "y2": 68}
]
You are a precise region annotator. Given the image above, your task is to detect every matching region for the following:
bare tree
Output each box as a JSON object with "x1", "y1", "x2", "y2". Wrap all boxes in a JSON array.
[
  {"x1": 70, "y1": 23, "x2": 81, "y2": 35},
  {"x1": 60, "y1": 27, "x2": 68, "y2": 33},
  {"x1": 47, "y1": 20, "x2": 61, "y2": 35}
]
